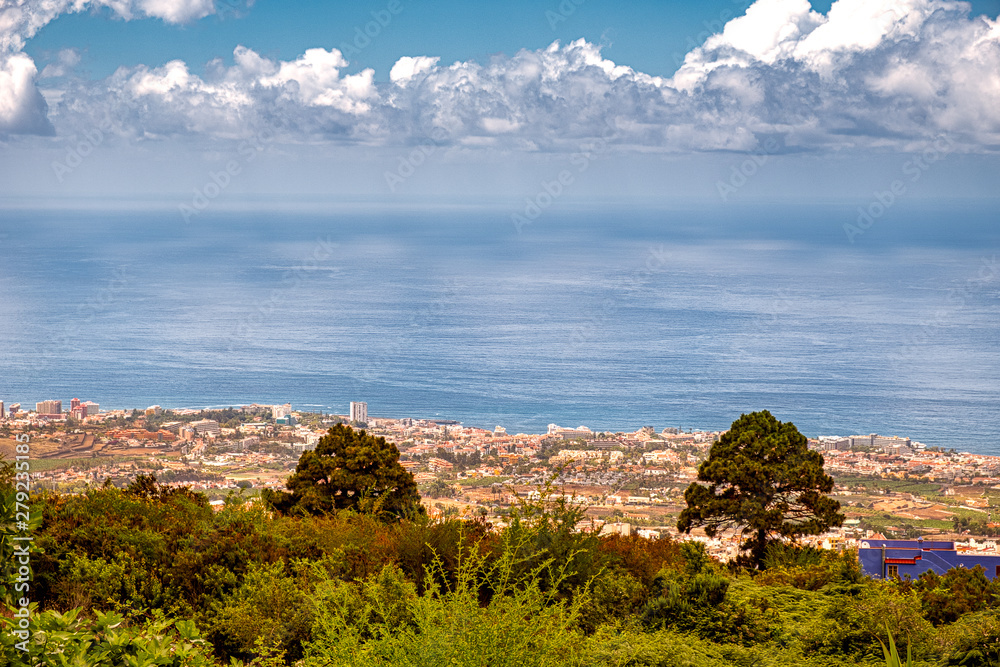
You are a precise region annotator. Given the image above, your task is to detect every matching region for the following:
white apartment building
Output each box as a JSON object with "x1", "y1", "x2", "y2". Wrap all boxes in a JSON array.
[
  {"x1": 190, "y1": 419, "x2": 221, "y2": 437},
  {"x1": 350, "y1": 401, "x2": 368, "y2": 423}
]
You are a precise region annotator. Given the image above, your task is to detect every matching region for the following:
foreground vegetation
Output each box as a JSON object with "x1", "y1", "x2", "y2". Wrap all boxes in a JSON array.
[{"x1": 3, "y1": 472, "x2": 1000, "y2": 667}]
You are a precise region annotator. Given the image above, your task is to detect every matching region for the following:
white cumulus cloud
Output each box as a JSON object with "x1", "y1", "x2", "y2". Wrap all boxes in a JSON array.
[
  {"x1": 670, "y1": 0, "x2": 1000, "y2": 148},
  {"x1": 59, "y1": 44, "x2": 378, "y2": 139},
  {"x1": 0, "y1": 0, "x2": 217, "y2": 134},
  {"x1": 258, "y1": 47, "x2": 375, "y2": 112},
  {"x1": 0, "y1": 51, "x2": 52, "y2": 133},
  {"x1": 136, "y1": 0, "x2": 215, "y2": 24},
  {"x1": 389, "y1": 56, "x2": 439, "y2": 85},
  {"x1": 1, "y1": 0, "x2": 214, "y2": 53},
  {"x1": 14, "y1": 0, "x2": 1000, "y2": 152}
]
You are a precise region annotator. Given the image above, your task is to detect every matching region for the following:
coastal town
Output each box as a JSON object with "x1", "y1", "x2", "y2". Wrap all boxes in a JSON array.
[{"x1": 3, "y1": 398, "x2": 999, "y2": 562}]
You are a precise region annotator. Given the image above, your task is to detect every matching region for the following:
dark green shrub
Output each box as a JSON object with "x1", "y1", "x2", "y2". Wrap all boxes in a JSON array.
[{"x1": 914, "y1": 566, "x2": 996, "y2": 626}]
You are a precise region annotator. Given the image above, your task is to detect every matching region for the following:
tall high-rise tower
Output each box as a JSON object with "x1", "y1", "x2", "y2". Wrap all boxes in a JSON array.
[
  {"x1": 349, "y1": 401, "x2": 368, "y2": 424},
  {"x1": 36, "y1": 400, "x2": 62, "y2": 415}
]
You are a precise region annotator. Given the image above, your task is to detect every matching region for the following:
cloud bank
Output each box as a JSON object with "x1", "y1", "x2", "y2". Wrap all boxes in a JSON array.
[
  {"x1": 0, "y1": 0, "x2": 216, "y2": 133},
  {"x1": 3, "y1": 0, "x2": 1000, "y2": 154}
]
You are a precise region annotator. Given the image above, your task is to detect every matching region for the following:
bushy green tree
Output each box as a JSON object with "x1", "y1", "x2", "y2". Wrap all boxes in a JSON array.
[
  {"x1": 264, "y1": 425, "x2": 423, "y2": 520},
  {"x1": 933, "y1": 609, "x2": 1000, "y2": 665},
  {"x1": 914, "y1": 565, "x2": 998, "y2": 626},
  {"x1": 207, "y1": 560, "x2": 314, "y2": 663},
  {"x1": 31, "y1": 482, "x2": 279, "y2": 618},
  {"x1": 677, "y1": 411, "x2": 844, "y2": 567},
  {"x1": 755, "y1": 543, "x2": 864, "y2": 591},
  {"x1": 641, "y1": 550, "x2": 775, "y2": 648},
  {"x1": 806, "y1": 583, "x2": 934, "y2": 662}
]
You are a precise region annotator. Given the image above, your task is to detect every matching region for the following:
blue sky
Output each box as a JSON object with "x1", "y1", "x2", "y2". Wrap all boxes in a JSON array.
[
  {"x1": 2, "y1": 0, "x2": 999, "y2": 203},
  {"x1": 23, "y1": 0, "x2": 1000, "y2": 80},
  {"x1": 21, "y1": 1, "x2": 825, "y2": 80}
]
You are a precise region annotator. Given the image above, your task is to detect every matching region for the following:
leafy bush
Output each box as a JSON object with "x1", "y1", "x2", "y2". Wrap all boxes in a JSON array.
[
  {"x1": 596, "y1": 533, "x2": 684, "y2": 586},
  {"x1": 303, "y1": 529, "x2": 587, "y2": 667},
  {"x1": 0, "y1": 607, "x2": 221, "y2": 667},
  {"x1": 756, "y1": 544, "x2": 864, "y2": 591},
  {"x1": 641, "y1": 570, "x2": 775, "y2": 646},
  {"x1": 580, "y1": 624, "x2": 772, "y2": 667},
  {"x1": 206, "y1": 560, "x2": 314, "y2": 663},
  {"x1": 912, "y1": 566, "x2": 998, "y2": 625},
  {"x1": 503, "y1": 482, "x2": 604, "y2": 597},
  {"x1": 14, "y1": 465, "x2": 1000, "y2": 667},
  {"x1": 804, "y1": 582, "x2": 934, "y2": 662},
  {"x1": 57, "y1": 550, "x2": 166, "y2": 614},
  {"x1": 879, "y1": 623, "x2": 914, "y2": 667},
  {"x1": 931, "y1": 609, "x2": 1000, "y2": 665},
  {"x1": 578, "y1": 566, "x2": 646, "y2": 633}
]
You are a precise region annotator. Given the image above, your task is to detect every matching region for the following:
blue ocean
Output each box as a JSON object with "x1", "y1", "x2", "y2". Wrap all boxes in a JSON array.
[{"x1": 1, "y1": 200, "x2": 997, "y2": 452}]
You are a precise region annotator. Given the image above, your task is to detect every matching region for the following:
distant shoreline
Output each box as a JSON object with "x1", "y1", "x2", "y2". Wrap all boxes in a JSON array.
[{"x1": 3, "y1": 401, "x2": 976, "y2": 458}]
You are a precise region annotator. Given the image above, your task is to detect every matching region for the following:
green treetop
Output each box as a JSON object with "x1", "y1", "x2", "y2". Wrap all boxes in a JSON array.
[
  {"x1": 677, "y1": 410, "x2": 844, "y2": 567},
  {"x1": 263, "y1": 424, "x2": 423, "y2": 520}
]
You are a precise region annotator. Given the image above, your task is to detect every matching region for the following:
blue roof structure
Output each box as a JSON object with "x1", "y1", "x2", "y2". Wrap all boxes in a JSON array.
[{"x1": 859, "y1": 538, "x2": 1000, "y2": 580}]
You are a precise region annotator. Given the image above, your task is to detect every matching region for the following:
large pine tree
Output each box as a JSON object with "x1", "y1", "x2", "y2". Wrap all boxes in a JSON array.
[
  {"x1": 264, "y1": 424, "x2": 423, "y2": 520},
  {"x1": 677, "y1": 411, "x2": 844, "y2": 567}
]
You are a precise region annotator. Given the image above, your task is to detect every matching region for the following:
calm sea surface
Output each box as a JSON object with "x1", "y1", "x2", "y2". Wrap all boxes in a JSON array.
[{"x1": 1, "y1": 201, "x2": 997, "y2": 452}]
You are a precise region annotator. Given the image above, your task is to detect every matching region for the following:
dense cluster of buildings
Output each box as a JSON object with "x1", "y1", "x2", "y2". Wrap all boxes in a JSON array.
[
  {"x1": 820, "y1": 447, "x2": 1000, "y2": 484},
  {"x1": 6, "y1": 398, "x2": 995, "y2": 490},
  {"x1": 6, "y1": 397, "x2": 1000, "y2": 572},
  {"x1": 4, "y1": 398, "x2": 995, "y2": 488},
  {"x1": 816, "y1": 434, "x2": 914, "y2": 455},
  {"x1": 0, "y1": 397, "x2": 100, "y2": 421}
]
